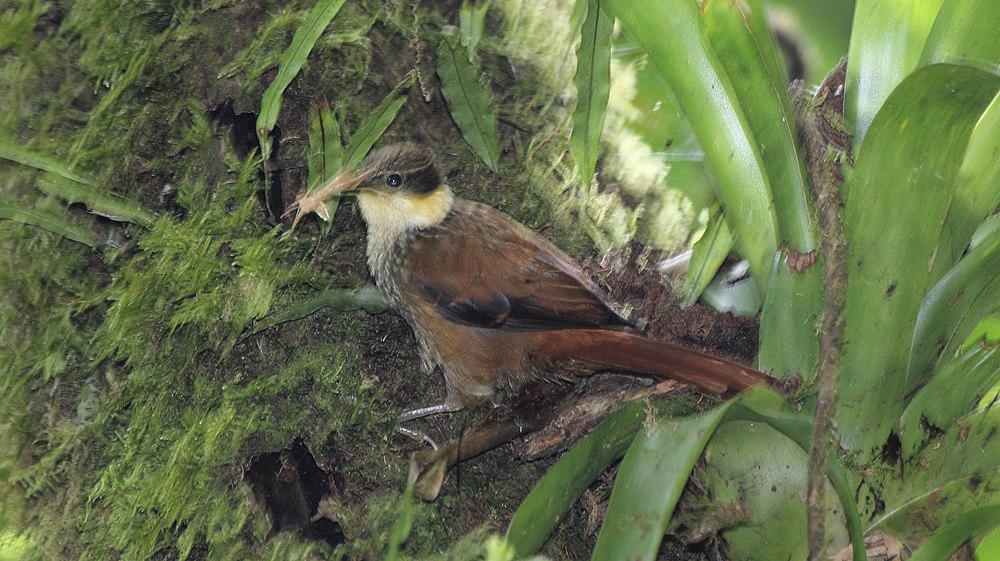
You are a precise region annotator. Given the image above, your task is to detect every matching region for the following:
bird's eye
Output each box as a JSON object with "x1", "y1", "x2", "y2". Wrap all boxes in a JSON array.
[{"x1": 386, "y1": 173, "x2": 402, "y2": 187}]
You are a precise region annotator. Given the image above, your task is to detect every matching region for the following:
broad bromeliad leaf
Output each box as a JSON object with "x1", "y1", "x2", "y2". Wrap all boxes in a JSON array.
[
  {"x1": 906, "y1": 217, "x2": 999, "y2": 392},
  {"x1": 256, "y1": 0, "x2": 347, "y2": 164},
  {"x1": 602, "y1": 0, "x2": 780, "y2": 289},
  {"x1": 570, "y1": 0, "x2": 612, "y2": 189},
  {"x1": 757, "y1": 251, "x2": 822, "y2": 382},
  {"x1": 437, "y1": 36, "x2": 500, "y2": 172},
  {"x1": 591, "y1": 388, "x2": 865, "y2": 561},
  {"x1": 920, "y1": 0, "x2": 1000, "y2": 71},
  {"x1": 907, "y1": 506, "x2": 1000, "y2": 561},
  {"x1": 878, "y1": 400, "x2": 1000, "y2": 546},
  {"x1": 845, "y1": 0, "x2": 945, "y2": 145},
  {"x1": 836, "y1": 63, "x2": 999, "y2": 458},
  {"x1": 505, "y1": 403, "x2": 646, "y2": 557}
]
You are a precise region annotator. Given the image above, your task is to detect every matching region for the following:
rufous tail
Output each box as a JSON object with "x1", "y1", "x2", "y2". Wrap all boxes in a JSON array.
[{"x1": 534, "y1": 329, "x2": 769, "y2": 394}]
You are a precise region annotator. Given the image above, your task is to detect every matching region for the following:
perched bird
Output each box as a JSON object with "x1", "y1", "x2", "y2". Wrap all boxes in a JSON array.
[{"x1": 288, "y1": 143, "x2": 769, "y2": 445}]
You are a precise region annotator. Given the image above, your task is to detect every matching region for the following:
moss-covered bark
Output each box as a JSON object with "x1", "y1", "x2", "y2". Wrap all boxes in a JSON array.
[{"x1": 0, "y1": 1, "x2": 620, "y2": 559}]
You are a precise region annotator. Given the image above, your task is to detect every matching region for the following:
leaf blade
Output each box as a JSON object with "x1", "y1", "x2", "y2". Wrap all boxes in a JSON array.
[
  {"x1": 570, "y1": 0, "x2": 613, "y2": 189},
  {"x1": 0, "y1": 202, "x2": 99, "y2": 248},
  {"x1": 342, "y1": 74, "x2": 415, "y2": 169},
  {"x1": 436, "y1": 37, "x2": 500, "y2": 172}
]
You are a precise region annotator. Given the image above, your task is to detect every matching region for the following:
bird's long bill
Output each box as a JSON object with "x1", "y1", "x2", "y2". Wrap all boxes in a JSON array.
[{"x1": 285, "y1": 169, "x2": 362, "y2": 230}]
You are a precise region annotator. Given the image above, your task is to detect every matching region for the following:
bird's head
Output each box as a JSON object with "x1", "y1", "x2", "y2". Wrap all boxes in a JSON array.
[{"x1": 286, "y1": 142, "x2": 453, "y2": 232}]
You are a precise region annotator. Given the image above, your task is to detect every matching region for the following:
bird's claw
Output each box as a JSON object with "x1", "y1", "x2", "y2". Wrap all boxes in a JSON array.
[{"x1": 397, "y1": 424, "x2": 439, "y2": 450}]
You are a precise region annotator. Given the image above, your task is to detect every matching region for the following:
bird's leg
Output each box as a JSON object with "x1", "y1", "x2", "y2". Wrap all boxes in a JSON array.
[{"x1": 396, "y1": 403, "x2": 461, "y2": 450}]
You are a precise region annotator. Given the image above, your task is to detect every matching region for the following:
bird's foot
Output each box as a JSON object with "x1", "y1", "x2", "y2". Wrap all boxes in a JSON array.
[
  {"x1": 395, "y1": 403, "x2": 461, "y2": 451},
  {"x1": 397, "y1": 425, "x2": 439, "y2": 450}
]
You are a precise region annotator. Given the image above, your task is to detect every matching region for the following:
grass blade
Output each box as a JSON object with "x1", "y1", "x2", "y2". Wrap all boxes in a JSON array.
[
  {"x1": 306, "y1": 102, "x2": 344, "y2": 231},
  {"x1": 342, "y1": 74, "x2": 415, "y2": 169},
  {"x1": 459, "y1": 0, "x2": 491, "y2": 59},
  {"x1": 0, "y1": 137, "x2": 94, "y2": 185},
  {"x1": 837, "y1": 63, "x2": 999, "y2": 455},
  {"x1": 681, "y1": 204, "x2": 733, "y2": 307},
  {"x1": 570, "y1": 0, "x2": 613, "y2": 189},
  {"x1": 256, "y1": 0, "x2": 347, "y2": 163},
  {"x1": 0, "y1": 202, "x2": 98, "y2": 247},
  {"x1": 37, "y1": 173, "x2": 155, "y2": 227},
  {"x1": 845, "y1": 0, "x2": 945, "y2": 146},
  {"x1": 907, "y1": 506, "x2": 1000, "y2": 561},
  {"x1": 602, "y1": 0, "x2": 778, "y2": 289},
  {"x1": 505, "y1": 403, "x2": 645, "y2": 557},
  {"x1": 437, "y1": 36, "x2": 500, "y2": 172}
]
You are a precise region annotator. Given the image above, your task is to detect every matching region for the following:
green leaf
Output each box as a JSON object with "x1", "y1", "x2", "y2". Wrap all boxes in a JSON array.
[
  {"x1": 505, "y1": 403, "x2": 645, "y2": 558},
  {"x1": 845, "y1": 0, "x2": 945, "y2": 145},
  {"x1": 908, "y1": 506, "x2": 1000, "y2": 561},
  {"x1": 256, "y1": 0, "x2": 347, "y2": 162},
  {"x1": 459, "y1": 0, "x2": 491, "y2": 59},
  {"x1": 386, "y1": 482, "x2": 415, "y2": 561},
  {"x1": 437, "y1": 36, "x2": 500, "y2": 172},
  {"x1": 590, "y1": 404, "x2": 732, "y2": 561},
  {"x1": 37, "y1": 173, "x2": 155, "y2": 227},
  {"x1": 681, "y1": 204, "x2": 733, "y2": 307},
  {"x1": 592, "y1": 388, "x2": 866, "y2": 561},
  {"x1": 757, "y1": 250, "x2": 821, "y2": 382},
  {"x1": 921, "y1": 0, "x2": 1000, "y2": 70},
  {"x1": 342, "y1": 74, "x2": 415, "y2": 169},
  {"x1": 253, "y1": 286, "x2": 388, "y2": 334},
  {"x1": 0, "y1": 202, "x2": 99, "y2": 248},
  {"x1": 927, "y1": 93, "x2": 1000, "y2": 285},
  {"x1": 906, "y1": 220, "x2": 1000, "y2": 393},
  {"x1": 700, "y1": 0, "x2": 817, "y2": 253},
  {"x1": 0, "y1": 137, "x2": 95, "y2": 185},
  {"x1": 899, "y1": 345, "x2": 999, "y2": 458},
  {"x1": 306, "y1": 102, "x2": 344, "y2": 231},
  {"x1": 602, "y1": 0, "x2": 778, "y2": 290},
  {"x1": 570, "y1": 0, "x2": 613, "y2": 189},
  {"x1": 836, "y1": 63, "x2": 999, "y2": 456}
]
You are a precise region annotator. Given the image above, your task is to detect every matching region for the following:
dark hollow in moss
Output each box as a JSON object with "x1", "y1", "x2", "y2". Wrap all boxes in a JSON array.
[{"x1": 245, "y1": 439, "x2": 345, "y2": 548}]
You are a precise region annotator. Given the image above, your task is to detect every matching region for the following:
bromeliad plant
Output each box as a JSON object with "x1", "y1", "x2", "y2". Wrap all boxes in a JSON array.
[{"x1": 501, "y1": 1, "x2": 1000, "y2": 560}]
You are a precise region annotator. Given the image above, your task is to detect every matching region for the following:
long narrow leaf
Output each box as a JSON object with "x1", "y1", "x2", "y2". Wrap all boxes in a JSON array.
[
  {"x1": 342, "y1": 74, "x2": 415, "y2": 169},
  {"x1": 437, "y1": 36, "x2": 500, "y2": 172},
  {"x1": 845, "y1": 0, "x2": 944, "y2": 145},
  {"x1": 0, "y1": 203, "x2": 98, "y2": 247},
  {"x1": 0, "y1": 138, "x2": 94, "y2": 185},
  {"x1": 306, "y1": 102, "x2": 344, "y2": 231},
  {"x1": 837, "y1": 64, "x2": 999, "y2": 455},
  {"x1": 602, "y1": 0, "x2": 778, "y2": 289},
  {"x1": 927, "y1": 94, "x2": 1000, "y2": 284},
  {"x1": 681, "y1": 204, "x2": 733, "y2": 306},
  {"x1": 907, "y1": 506, "x2": 1000, "y2": 561},
  {"x1": 920, "y1": 0, "x2": 1000, "y2": 69},
  {"x1": 459, "y1": 0, "x2": 491, "y2": 59},
  {"x1": 906, "y1": 222, "x2": 1000, "y2": 392},
  {"x1": 700, "y1": 0, "x2": 817, "y2": 253},
  {"x1": 757, "y1": 251, "x2": 821, "y2": 382},
  {"x1": 505, "y1": 403, "x2": 645, "y2": 557},
  {"x1": 37, "y1": 173, "x2": 155, "y2": 227},
  {"x1": 256, "y1": 0, "x2": 347, "y2": 162},
  {"x1": 570, "y1": 0, "x2": 612, "y2": 189},
  {"x1": 253, "y1": 286, "x2": 387, "y2": 334},
  {"x1": 590, "y1": 404, "x2": 732, "y2": 561}
]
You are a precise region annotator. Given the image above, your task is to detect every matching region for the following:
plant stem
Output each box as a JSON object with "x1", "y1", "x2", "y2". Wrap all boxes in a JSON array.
[{"x1": 791, "y1": 59, "x2": 853, "y2": 561}]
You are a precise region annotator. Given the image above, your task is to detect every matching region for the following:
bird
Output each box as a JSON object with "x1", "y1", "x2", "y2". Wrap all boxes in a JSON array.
[{"x1": 287, "y1": 142, "x2": 770, "y2": 446}]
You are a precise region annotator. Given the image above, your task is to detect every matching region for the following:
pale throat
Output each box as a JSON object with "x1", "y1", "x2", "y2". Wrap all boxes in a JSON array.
[{"x1": 357, "y1": 185, "x2": 454, "y2": 279}]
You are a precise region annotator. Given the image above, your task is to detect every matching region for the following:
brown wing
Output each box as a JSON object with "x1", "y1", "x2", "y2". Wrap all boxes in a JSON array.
[{"x1": 406, "y1": 200, "x2": 627, "y2": 329}]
